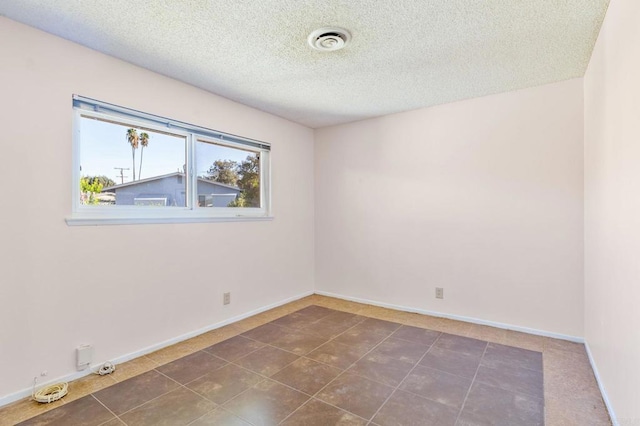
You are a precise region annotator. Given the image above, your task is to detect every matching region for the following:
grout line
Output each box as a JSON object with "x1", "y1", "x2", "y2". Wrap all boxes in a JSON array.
[
  {"x1": 142, "y1": 354, "x2": 161, "y2": 367},
  {"x1": 454, "y1": 343, "x2": 489, "y2": 425},
  {"x1": 407, "y1": 362, "x2": 475, "y2": 383},
  {"x1": 423, "y1": 334, "x2": 542, "y2": 377},
  {"x1": 201, "y1": 307, "x2": 344, "y2": 425},
  {"x1": 178, "y1": 355, "x2": 256, "y2": 389},
  {"x1": 226, "y1": 317, "x2": 371, "y2": 398},
  {"x1": 176, "y1": 385, "x2": 233, "y2": 426},
  {"x1": 185, "y1": 409, "x2": 215, "y2": 426},
  {"x1": 211, "y1": 376, "x2": 268, "y2": 425},
  {"x1": 185, "y1": 406, "x2": 245, "y2": 426},
  {"x1": 279, "y1": 324, "x2": 404, "y2": 423},
  {"x1": 202, "y1": 339, "x2": 267, "y2": 358},
  {"x1": 276, "y1": 332, "x2": 397, "y2": 423},
  {"x1": 99, "y1": 368, "x2": 199, "y2": 419},
  {"x1": 367, "y1": 332, "x2": 446, "y2": 423},
  {"x1": 237, "y1": 311, "x2": 368, "y2": 365},
  {"x1": 157, "y1": 359, "x2": 266, "y2": 426},
  {"x1": 278, "y1": 396, "x2": 371, "y2": 425},
  {"x1": 91, "y1": 394, "x2": 124, "y2": 426}
]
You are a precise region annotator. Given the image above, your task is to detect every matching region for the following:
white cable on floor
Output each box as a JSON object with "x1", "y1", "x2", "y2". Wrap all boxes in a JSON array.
[
  {"x1": 32, "y1": 381, "x2": 68, "y2": 404},
  {"x1": 94, "y1": 362, "x2": 116, "y2": 376},
  {"x1": 30, "y1": 360, "x2": 114, "y2": 404}
]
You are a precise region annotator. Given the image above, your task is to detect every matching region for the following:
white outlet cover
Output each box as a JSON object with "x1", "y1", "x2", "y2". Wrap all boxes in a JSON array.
[{"x1": 76, "y1": 344, "x2": 93, "y2": 370}]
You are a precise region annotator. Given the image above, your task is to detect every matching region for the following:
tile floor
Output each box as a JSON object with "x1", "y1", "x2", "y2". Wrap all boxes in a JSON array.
[{"x1": 0, "y1": 295, "x2": 611, "y2": 425}]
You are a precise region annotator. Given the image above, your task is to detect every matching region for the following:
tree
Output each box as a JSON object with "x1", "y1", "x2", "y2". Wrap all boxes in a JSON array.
[
  {"x1": 205, "y1": 160, "x2": 238, "y2": 186},
  {"x1": 80, "y1": 177, "x2": 103, "y2": 205},
  {"x1": 204, "y1": 154, "x2": 260, "y2": 208},
  {"x1": 85, "y1": 175, "x2": 116, "y2": 188},
  {"x1": 126, "y1": 128, "x2": 139, "y2": 181},
  {"x1": 138, "y1": 132, "x2": 149, "y2": 179},
  {"x1": 229, "y1": 154, "x2": 260, "y2": 207}
]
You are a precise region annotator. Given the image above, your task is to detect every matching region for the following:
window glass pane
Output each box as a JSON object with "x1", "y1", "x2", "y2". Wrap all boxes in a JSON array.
[
  {"x1": 195, "y1": 140, "x2": 260, "y2": 208},
  {"x1": 79, "y1": 116, "x2": 187, "y2": 207}
]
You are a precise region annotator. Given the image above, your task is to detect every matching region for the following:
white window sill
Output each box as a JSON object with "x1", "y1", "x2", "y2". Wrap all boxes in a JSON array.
[{"x1": 65, "y1": 215, "x2": 274, "y2": 226}]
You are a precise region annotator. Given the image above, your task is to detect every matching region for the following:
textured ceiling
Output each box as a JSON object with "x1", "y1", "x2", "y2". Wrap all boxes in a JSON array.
[{"x1": 0, "y1": 1, "x2": 609, "y2": 128}]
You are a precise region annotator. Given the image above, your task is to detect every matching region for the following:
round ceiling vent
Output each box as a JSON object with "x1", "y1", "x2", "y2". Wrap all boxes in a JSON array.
[{"x1": 308, "y1": 27, "x2": 351, "y2": 52}]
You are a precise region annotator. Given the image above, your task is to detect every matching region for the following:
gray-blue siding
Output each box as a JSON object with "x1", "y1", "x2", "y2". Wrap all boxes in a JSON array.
[{"x1": 112, "y1": 175, "x2": 240, "y2": 207}]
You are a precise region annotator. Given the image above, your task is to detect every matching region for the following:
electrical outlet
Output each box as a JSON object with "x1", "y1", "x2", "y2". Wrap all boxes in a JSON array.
[
  {"x1": 435, "y1": 287, "x2": 444, "y2": 299},
  {"x1": 223, "y1": 292, "x2": 231, "y2": 305}
]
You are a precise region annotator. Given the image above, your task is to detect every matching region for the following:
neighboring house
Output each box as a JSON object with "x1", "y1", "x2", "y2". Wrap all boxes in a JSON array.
[{"x1": 102, "y1": 172, "x2": 241, "y2": 207}]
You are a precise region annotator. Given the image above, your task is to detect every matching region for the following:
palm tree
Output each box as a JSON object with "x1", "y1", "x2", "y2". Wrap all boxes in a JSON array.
[
  {"x1": 126, "y1": 128, "x2": 139, "y2": 181},
  {"x1": 138, "y1": 132, "x2": 149, "y2": 180}
]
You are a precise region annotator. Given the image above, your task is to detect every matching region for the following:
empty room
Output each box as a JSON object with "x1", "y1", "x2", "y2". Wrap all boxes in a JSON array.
[{"x1": 0, "y1": 0, "x2": 637, "y2": 425}]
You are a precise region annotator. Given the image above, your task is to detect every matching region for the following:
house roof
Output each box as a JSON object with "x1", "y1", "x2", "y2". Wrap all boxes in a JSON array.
[
  {"x1": 0, "y1": 1, "x2": 609, "y2": 128},
  {"x1": 102, "y1": 172, "x2": 240, "y2": 192}
]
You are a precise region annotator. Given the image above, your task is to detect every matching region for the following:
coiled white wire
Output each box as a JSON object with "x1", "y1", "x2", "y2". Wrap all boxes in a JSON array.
[
  {"x1": 31, "y1": 361, "x2": 114, "y2": 404},
  {"x1": 32, "y1": 382, "x2": 68, "y2": 404}
]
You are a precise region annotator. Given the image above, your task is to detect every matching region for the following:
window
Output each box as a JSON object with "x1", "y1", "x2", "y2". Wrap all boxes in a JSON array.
[{"x1": 68, "y1": 96, "x2": 271, "y2": 225}]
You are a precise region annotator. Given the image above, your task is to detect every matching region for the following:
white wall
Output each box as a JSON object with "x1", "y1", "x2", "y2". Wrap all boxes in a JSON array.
[
  {"x1": 0, "y1": 17, "x2": 314, "y2": 401},
  {"x1": 315, "y1": 79, "x2": 585, "y2": 337},
  {"x1": 584, "y1": 0, "x2": 640, "y2": 423}
]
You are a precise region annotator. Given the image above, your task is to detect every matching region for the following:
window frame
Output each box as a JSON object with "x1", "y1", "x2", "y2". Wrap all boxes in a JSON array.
[{"x1": 67, "y1": 96, "x2": 272, "y2": 226}]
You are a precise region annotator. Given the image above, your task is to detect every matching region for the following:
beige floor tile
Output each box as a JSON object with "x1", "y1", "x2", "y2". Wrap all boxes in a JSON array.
[
  {"x1": 544, "y1": 349, "x2": 601, "y2": 401},
  {"x1": 305, "y1": 294, "x2": 338, "y2": 307},
  {"x1": 544, "y1": 347, "x2": 591, "y2": 371},
  {"x1": 186, "y1": 325, "x2": 242, "y2": 350},
  {"x1": 311, "y1": 296, "x2": 366, "y2": 313},
  {"x1": 249, "y1": 310, "x2": 285, "y2": 324},
  {"x1": 275, "y1": 298, "x2": 314, "y2": 314},
  {"x1": 432, "y1": 318, "x2": 473, "y2": 335},
  {"x1": 546, "y1": 397, "x2": 611, "y2": 425},
  {"x1": 305, "y1": 296, "x2": 342, "y2": 308},
  {"x1": 332, "y1": 305, "x2": 366, "y2": 315},
  {"x1": 361, "y1": 308, "x2": 419, "y2": 326},
  {"x1": 110, "y1": 356, "x2": 158, "y2": 382},
  {"x1": 400, "y1": 314, "x2": 443, "y2": 330},
  {"x1": 233, "y1": 315, "x2": 274, "y2": 332},
  {"x1": 504, "y1": 330, "x2": 547, "y2": 351},
  {"x1": 545, "y1": 374, "x2": 603, "y2": 405},
  {"x1": 465, "y1": 324, "x2": 507, "y2": 344},
  {"x1": 355, "y1": 305, "x2": 400, "y2": 320},
  {"x1": 545, "y1": 337, "x2": 587, "y2": 355},
  {"x1": 64, "y1": 373, "x2": 118, "y2": 404},
  {"x1": 145, "y1": 339, "x2": 199, "y2": 366},
  {"x1": 265, "y1": 306, "x2": 294, "y2": 319},
  {"x1": 289, "y1": 295, "x2": 315, "y2": 307},
  {"x1": 383, "y1": 310, "x2": 427, "y2": 324}
]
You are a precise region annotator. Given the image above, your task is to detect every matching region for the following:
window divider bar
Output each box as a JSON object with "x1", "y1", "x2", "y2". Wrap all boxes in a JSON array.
[{"x1": 188, "y1": 133, "x2": 197, "y2": 210}]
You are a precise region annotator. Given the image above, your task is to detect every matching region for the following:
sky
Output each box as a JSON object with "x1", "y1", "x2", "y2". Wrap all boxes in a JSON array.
[{"x1": 80, "y1": 116, "x2": 254, "y2": 185}]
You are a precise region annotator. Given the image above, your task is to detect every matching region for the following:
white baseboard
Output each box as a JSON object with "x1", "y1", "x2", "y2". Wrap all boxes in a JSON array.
[
  {"x1": 585, "y1": 342, "x2": 619, "y2": 426},
  {"x1": 315, "y1": 290, "x2": 584, "y2": 343},
  {"x1": 0, "y1": 290, "x2": 314, "y2": 408}
]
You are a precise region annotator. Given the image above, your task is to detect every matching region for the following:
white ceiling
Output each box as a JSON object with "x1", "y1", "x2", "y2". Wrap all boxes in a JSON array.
[{"x1": 0, "y1": 1, "x2": 609, "y2": 128}]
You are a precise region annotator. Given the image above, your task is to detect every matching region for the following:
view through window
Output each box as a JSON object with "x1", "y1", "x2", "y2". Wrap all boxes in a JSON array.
[
  {"x1": 79, "y1": 116, "x2": 187, "y2": 207},
  {"x1": 195, "y1": 140, "x2": 261, "y2": 208},
  {"x1": 72, "y1": 96, "x2": 270, "y2": 223}
]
